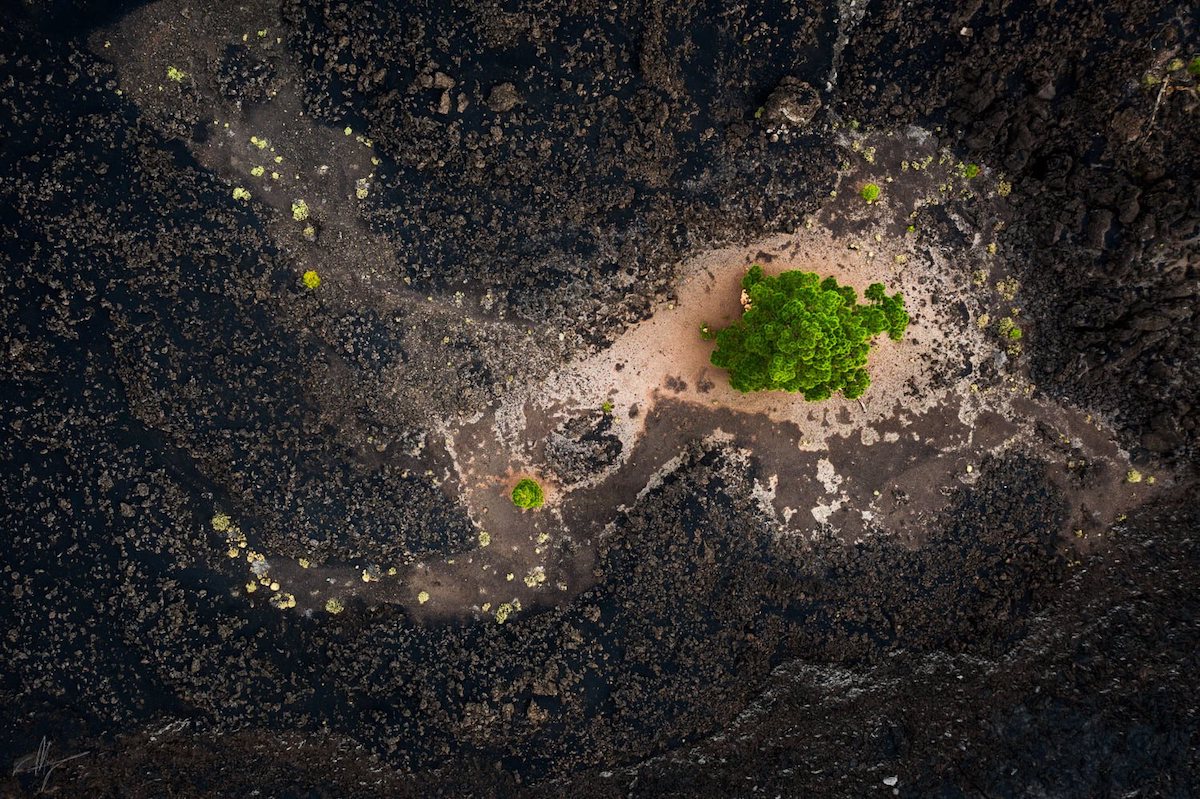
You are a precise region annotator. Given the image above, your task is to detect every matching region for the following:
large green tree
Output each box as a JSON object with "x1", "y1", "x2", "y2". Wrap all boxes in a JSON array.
[{"x1": 709, "y1": 266, "x2": 908, "y2": 400}]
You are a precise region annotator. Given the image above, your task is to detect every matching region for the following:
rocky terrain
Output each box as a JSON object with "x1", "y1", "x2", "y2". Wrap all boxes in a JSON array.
[{"x1": 1, "y1": 0, "x2": 1196, "y2": 796}]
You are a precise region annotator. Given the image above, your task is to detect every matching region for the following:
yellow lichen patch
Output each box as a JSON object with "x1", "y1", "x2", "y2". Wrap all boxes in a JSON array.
[
  {"x1": 481, "y1": 602, "x2": 492, "y2": 612},
  {"x1": 291, "y1": 199, "x2": 310, "y2": 221},
  {"x1": 997, "y1": 179, "x2": 1012, "y2": 197},
  {"x1": 505, "y1": 572, "x2": 515, "y2": 582},
  {"x1": 1126, "y1": 469, "x2": 1143, "y2": 484},
  {"x1": 355, "y1": 178, "x2": 370, "y2": 200},
  {"x1": 226, "y1": 546, "x2": 240, "y2": 559},
  {"x1": 245, "y1": 581, "x2": 257, "y2": 593},
  {"x1": 495, "y1": 602, "x2": 513, "y2": 624},
  {"x1": 166, "y1": 66, "x2": 186, "y2": 82},
  {"x1": 478, "y1": 530, "x2": 491, "y2": 547},
  {"x1": 523, "y1": 566, "x2": 547, "y2": 588},
  {"x1": 325, "y1": 597, "x2": 345, "y2": 614},
  {"x1": 232, "y1": 187, "x2": 251, "y2": 201},
  {"x1": 344, "y1": 126, "x2": 353, "y2": 136},
  {"x1": 298, "y1": 558, "x2": 310, "y2": 569},
  {"x1": 269, "y1": 592, "x2": 296, "y2": 609},
  {"x1": 269, "y1": 581, "x2": 280, "y2": 592},
  {"x1": 417, "y1": 590, "x2": 430, "y2": 605},
  {"x1": 250, "y1": 165, "x2": 265, "y2": 177},
  {"x1": 995, "y1": 277, "x2": 1020, "y2": 301},
  {"x1": 361, "y1": 567, "x2": 378, "y2": 583},
  {"x1": 536, "y1": 532, "x2": 550, "y2": 545},
  {"x1": 249, "y1": 136, "x2": 268, "y2": 150},
  {"x1": 211, "y1": 513, "x2": 232, "y2": 533},
  {"x1": 302, "y1": 270, "x2": 321, "y2": 290},
  {"x1": 274, "y1": 155, "x2": 283, "y2": 163}
]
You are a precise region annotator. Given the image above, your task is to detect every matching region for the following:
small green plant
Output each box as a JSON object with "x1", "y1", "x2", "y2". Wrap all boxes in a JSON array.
[
  {"x1": 709, "y1": 266, "x2": 908, "y2": 400},
  {"x1": 601, "y1": 400, "x2": 614, "y2": 415},
  {"x1": 963, "y1": 163, "x2": 981, "y2": 179},
  {"x1": 1189, "y1": 57, "x2": 1200, "y2": 77},
  {"x1": 860, "y1": 183, "x2": 881, "y2": 203},
  {"x1": 511, "y1": 478, "x2": 545, "y2": 509}
]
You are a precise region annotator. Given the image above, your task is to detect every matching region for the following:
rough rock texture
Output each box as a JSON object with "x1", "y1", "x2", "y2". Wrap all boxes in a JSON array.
[
  {"x1": 544, "y1": 413, "x2": 624, "y2": 485},
  {"x1": 838, "y1": 0, "x2": 1199, "y2": 466},
  {"x1": 1, "y1": 0, "x2": 1197, "y2": 796},
  {"x1": 279, "y1": 0, "x2": 842, "y2": 338},
  {"x1": 760, "y1": 76, "x2": 821, "y2": 132}
]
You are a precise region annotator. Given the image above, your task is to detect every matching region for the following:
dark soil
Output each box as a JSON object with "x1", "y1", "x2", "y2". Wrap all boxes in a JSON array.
[{"x1": 1, "y1": 0, "x2": 1197, "y2": 796}]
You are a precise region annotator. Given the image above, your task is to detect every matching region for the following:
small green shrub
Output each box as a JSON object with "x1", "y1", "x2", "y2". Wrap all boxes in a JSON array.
[
  {"x1": 963, "y1": 163, "x2": 981, "y2": 179},
  {"x1": 1189, "y1": 57, "x2": 1200, "y2": 77},
  {"x1": 511, "y1": 478, "x2": 545, "y2": 509},
  {"x1": 709, "y1": 266, "x2": 908, "y2": 400},
  {"x1": 860, "y1": 183, "x2": 881, "y2": 203}
]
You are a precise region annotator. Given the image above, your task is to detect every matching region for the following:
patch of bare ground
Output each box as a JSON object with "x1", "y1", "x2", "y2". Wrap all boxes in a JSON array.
[{"x1": 202, "y1": 126, "x2": 1171, "y2": 627}]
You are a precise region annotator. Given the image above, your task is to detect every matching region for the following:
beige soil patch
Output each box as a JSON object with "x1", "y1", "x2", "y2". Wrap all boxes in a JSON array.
[
  {"x1": 261, "y1": 208, "x2": 1161, "y2": 621},
  {"x1": 194, "y1": 122, "x2": 1170, "y2": 626},
  {"x1": 533, "y1": 223, "x2": 956, "y2": 452}
]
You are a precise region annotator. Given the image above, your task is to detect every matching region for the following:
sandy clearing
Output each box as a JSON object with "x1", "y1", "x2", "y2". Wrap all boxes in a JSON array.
[
  {"x1": 195, "y1": 123, "x2": 1166, "y2": 625},
  {"x1": 535, "y1": 223, "x2": 954, "y2": 452}
]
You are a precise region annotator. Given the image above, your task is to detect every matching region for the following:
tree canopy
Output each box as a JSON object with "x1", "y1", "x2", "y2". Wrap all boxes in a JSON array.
[{"x1": 709, "y1": 265, "x2": 908, "y2": 400}]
